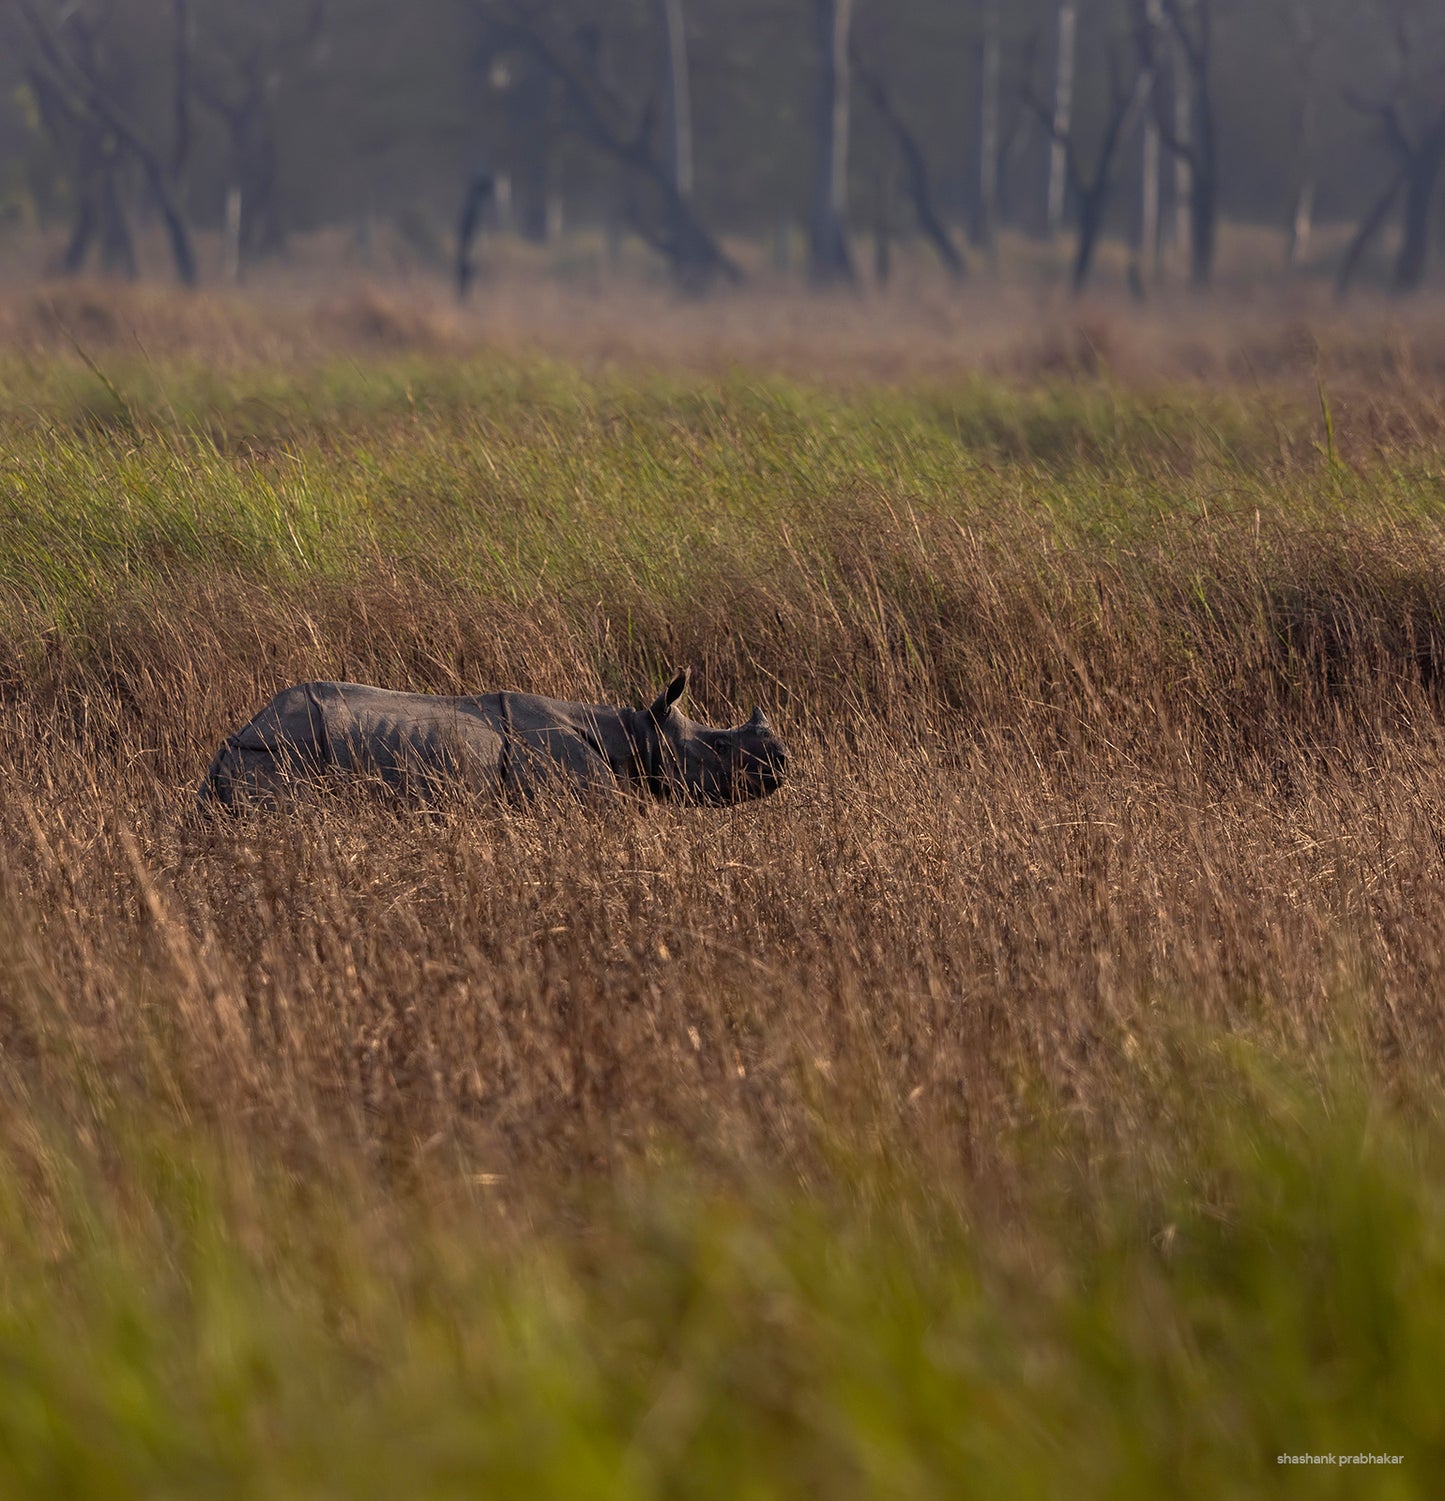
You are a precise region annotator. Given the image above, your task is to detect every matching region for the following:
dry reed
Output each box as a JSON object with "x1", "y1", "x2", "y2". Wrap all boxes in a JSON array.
[{"x1": 6, "y1": 495, "x2": 1445, "y2": 1197}]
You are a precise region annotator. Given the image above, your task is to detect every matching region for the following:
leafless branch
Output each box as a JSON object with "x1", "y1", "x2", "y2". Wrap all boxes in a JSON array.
[
  {"x1": 16, "y1": 0, "x2": 198, "y2": 283},
  {"x1": 482, "y1": 5, "x2": 740, "y2": 285},
  {"x1": 850, "y1": 40, "x2": 965, "y2": 278}
]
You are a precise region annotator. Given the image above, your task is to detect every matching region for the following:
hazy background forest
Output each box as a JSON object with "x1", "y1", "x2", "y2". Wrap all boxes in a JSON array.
[{"x1": 0, "y1": 0, "x2": 1442, "y2": 301}]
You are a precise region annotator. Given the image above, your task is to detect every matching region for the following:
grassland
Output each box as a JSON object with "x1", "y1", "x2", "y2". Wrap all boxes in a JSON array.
[{"x1": 4, "y1": 282, "x2": 1445, "y2": 1495}]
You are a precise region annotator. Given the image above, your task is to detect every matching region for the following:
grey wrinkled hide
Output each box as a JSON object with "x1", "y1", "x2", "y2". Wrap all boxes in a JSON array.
[{"x1": 198, "y1": 669, "x2": 787, "y2": 811}]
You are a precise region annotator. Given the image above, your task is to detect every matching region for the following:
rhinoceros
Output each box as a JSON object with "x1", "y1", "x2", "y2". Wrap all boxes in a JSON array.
[{"x1": 197, "y1": 668, "x2": 787, "y2": 810}]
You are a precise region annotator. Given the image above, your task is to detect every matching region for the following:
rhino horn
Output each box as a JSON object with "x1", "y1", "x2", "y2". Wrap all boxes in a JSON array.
[
  {"x1": 649, "y1": 668, "x2": 689, "y2": 719},
  {"x1": 748, "y1": 706, "x2": 768, "y2": 728}
]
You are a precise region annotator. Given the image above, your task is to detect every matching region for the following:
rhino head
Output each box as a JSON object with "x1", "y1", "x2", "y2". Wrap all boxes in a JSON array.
[{"x1": 641, "y1": 668, "x2": 788, "y2": 804}]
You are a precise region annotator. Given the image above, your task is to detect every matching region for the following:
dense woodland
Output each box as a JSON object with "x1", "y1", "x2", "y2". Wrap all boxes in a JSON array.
[{"x1": 0, "y1": 0, "x2": 1443, "y2": 294}]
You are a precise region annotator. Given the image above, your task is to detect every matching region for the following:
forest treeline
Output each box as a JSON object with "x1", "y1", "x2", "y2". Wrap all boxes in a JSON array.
[{"x1": 0, "y1": 0, "x2": 1440, "y2": 294}]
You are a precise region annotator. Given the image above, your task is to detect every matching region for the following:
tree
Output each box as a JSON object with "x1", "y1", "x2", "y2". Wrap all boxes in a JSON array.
[
  {"x1": 849, "y1": 16, "x2": 965, "y2": 279},
  {"x1": 1045, "y1": 1, "x2": 1078, "y2": 240},
  {"x1": 511, "y1": 66, "x2": 553, "y2": 242},
  {"x1": 1133, "y1": 0, "x2": 1163, "y2": 288},
  {"x1": 190, "y1": 0, "x2": 327, "y2": 266},
  {"x1": 23, "y1": 57, "x2": 137, "y2": 276},
  {"x1": 809, "y1": 0, "x2": 854, "y2": 283},
  {"x1": 1142, "y1": 0, "x2": 1219, "y2": 287},
  {"x1": 657, "y1": 0, "x2": 692, "y2": 200},
  {"x1": 1337, "y1": 0, "x2": 1445, "y2": 296},
  {"x1": 975, "y1": 0, "x2": 1001, "y2": 251},
  {"x1": 455, "y1": 168, "x2": 494, "y2": 297},
  {"x1": 15, "y1": 0, "x2": 198, "y2": 283},
  {"x1": 475, "y1": 2, "x2": 739, "y2": 288},
  {"x1": 1027, "y1": 7, "x2": 1150, "y2": 292},
  {"x1": 1283, "y1": 0, "x2": 1322, "y2": 266}
]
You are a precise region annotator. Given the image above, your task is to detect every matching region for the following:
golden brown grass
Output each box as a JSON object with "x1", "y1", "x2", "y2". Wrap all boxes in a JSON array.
[{"x1": 9, "y1": 499, "x2": 1445, "y2": 1188}]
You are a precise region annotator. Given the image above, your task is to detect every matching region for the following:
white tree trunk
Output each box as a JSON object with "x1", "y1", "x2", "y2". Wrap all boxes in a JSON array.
[
  {"x1": 1173, "y1": 40, "x2": 1192, "y2": 264},
  {"x1": 978, "y1": 0, "x2": 1001, "y2": 249},
  {"x1": 1140, "y1": 119, "x2": 1159, "y2": 278},
  {"x1": 1139, "y1": 0, "x2": 1161, "y2": 277},
  {"x1": 493, "y1": 172, "x2": 514, "y2": 235},
  {"x1": 825, "y1": 0, "x2": 852, "y2": 220},
  {"x1": 1288, "y1": 178, "x2": 1314, "y2": 266},
  {"x1": 658, "y1": 0, "x2": 693, "y2": 199},
  {"x1": 1046, "y1": 0, "x2": 1076, "y2": 240},
  {"x1": 1285, "y1": 0, "x2": 1318, "y2": 268},
  {"x1": 809, "y1": 0, "x2": 854, "y2": 281},
  {"x1": 222, "y1": 184, "x2": 242, "y2": 283}
]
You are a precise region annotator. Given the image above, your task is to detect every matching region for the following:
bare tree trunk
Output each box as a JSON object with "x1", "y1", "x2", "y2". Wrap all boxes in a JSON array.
[
  {"x1": 809, "y1": 0, "x2": 855, "y2": 283},
  {"x1": 139, "y1": 151, "x2": 199, "y2": 285},
  {"x1": 1394, "y1": 112, "x2": 1445, "y2": 293},
  {"x1": 995, "y1": 92, "x2": 1032, "y2": 228},
  {"x1": 249, "y1": 128, "x2": 285, "y2": 256},
  {"x1": 491, "y1": 173, "x2": 514, "y2": 234},
  {"x1": 18, "y1": 0, "x2": 198, "y2": 284},
  {"x1": 171, "y1": 0, "x2": 192, "y2": 182},
  {"x1": 657, "y1": 0, "x2": 692, "y2": 199},
  {"x1": 88, "y1": 148, "x2": 137, "y2": 277},
  {"x1": 222, "y1": 185, "x2": 242, "y2": 284},
  {"x1": 1072, "y1": 71, "x2": 1149, "y2": 293},
  {"x1": 1336, "y1": 170, "x2": 1405, "y2": 297},
  {"x1": 1029, "y1": 38, "x2": 1148, "y2": 295},
  {"x1": 1139, "y1": 118, "x2": 1160, "y2": 282},
  {"x1": 976, "y1": 0, "x2": 1000, "y2": 251},
  {"x1": 26, "y1": 63, "x2": 136, "y2": 279},
  {"x1": 128, "y1": 0, "x2": 198, "y2": 282},
  {"x1": 1137, "y1": 0, "x2": 1162, "y2": 282},
  {"x1": 194, "y1": 54, "x2": 289, "y2": 266},
  {"x1": 490, "y1": 14, "x2": 739, "y2": 288},
  {"x1": 1288, "y1": 178, "x2": 1315, "y2": 268},
  {"x1": 772, "y1": 216, "x2": 792, "y2": 274},
  {"x1": 1172, "y1": 40, "x2": 1191, "y2": 264},
  {"x1": 1073, "y1": 185, "x2": 1111, "y2": 293},
  {"x1": 455, "y1": 169, "x2": 495, "y2": 299},
  {"x1": 1190, "y1": 105, "x2": 1217, "y2": 286},
  {"x1": 873, "y1": 152, "x2": 893, "y2": 286},
  {"x1": 61, "y1": 197, "x2": 97, "y2": 275},
  {"x1": 63, "y1": 192, "x2": 136, "y2": 278},
  {"x1": 507, "y1": 53, "x2": 552, "y2": 242},
  {"x1": 1046, "y1": 0, "x2": 1076, "y2": 241},
  {"x1": 851, "y1": 43, "x2": 966, "y2": 278},
  {"x1": 1159, "y1": 0, "x2": 1216, "y2": 288},
  {"x1": 1339, "y1": 13, "x2": 1445, "y2": 300},
  {"x1": 1285, "y1": 0, "x2": 1318, "y2": 268},
  {"x1": 190, "y1": 0, "x2": 321, "y2": 269}
]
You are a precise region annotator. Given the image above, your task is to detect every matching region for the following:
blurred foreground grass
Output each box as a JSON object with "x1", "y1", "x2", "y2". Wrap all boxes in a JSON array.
[{"x1": 0, "y1": 1036, "x2": 1438, "y2": 1498}]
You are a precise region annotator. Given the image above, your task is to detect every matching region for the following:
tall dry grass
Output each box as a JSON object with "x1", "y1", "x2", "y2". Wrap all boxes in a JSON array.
[{"x1": 8, "y1": 499, "x2": 1445, "y2": 1187}]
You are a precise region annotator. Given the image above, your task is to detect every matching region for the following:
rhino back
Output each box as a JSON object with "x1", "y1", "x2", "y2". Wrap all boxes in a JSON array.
[
  {"x1": 208, "y1": 682, "x2": 638, "y2": 805},
  {"x1": 490, "y1": 691, "x2": 626, "y2": 795},
  {"x1": 200, "y1": 682, "x2": 333, "y2": 805},
  {"x1": 313, "y1": 682, "x2": 506, "y2": 790}
]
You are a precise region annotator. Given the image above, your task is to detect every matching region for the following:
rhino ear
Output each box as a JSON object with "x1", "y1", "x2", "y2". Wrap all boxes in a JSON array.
[
  {"x1": 748, "y1": 706, "x2": 768, "y2": 729},
  {"x1": 649, "y1": 667, "x2": 689, "y2": 719}
]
